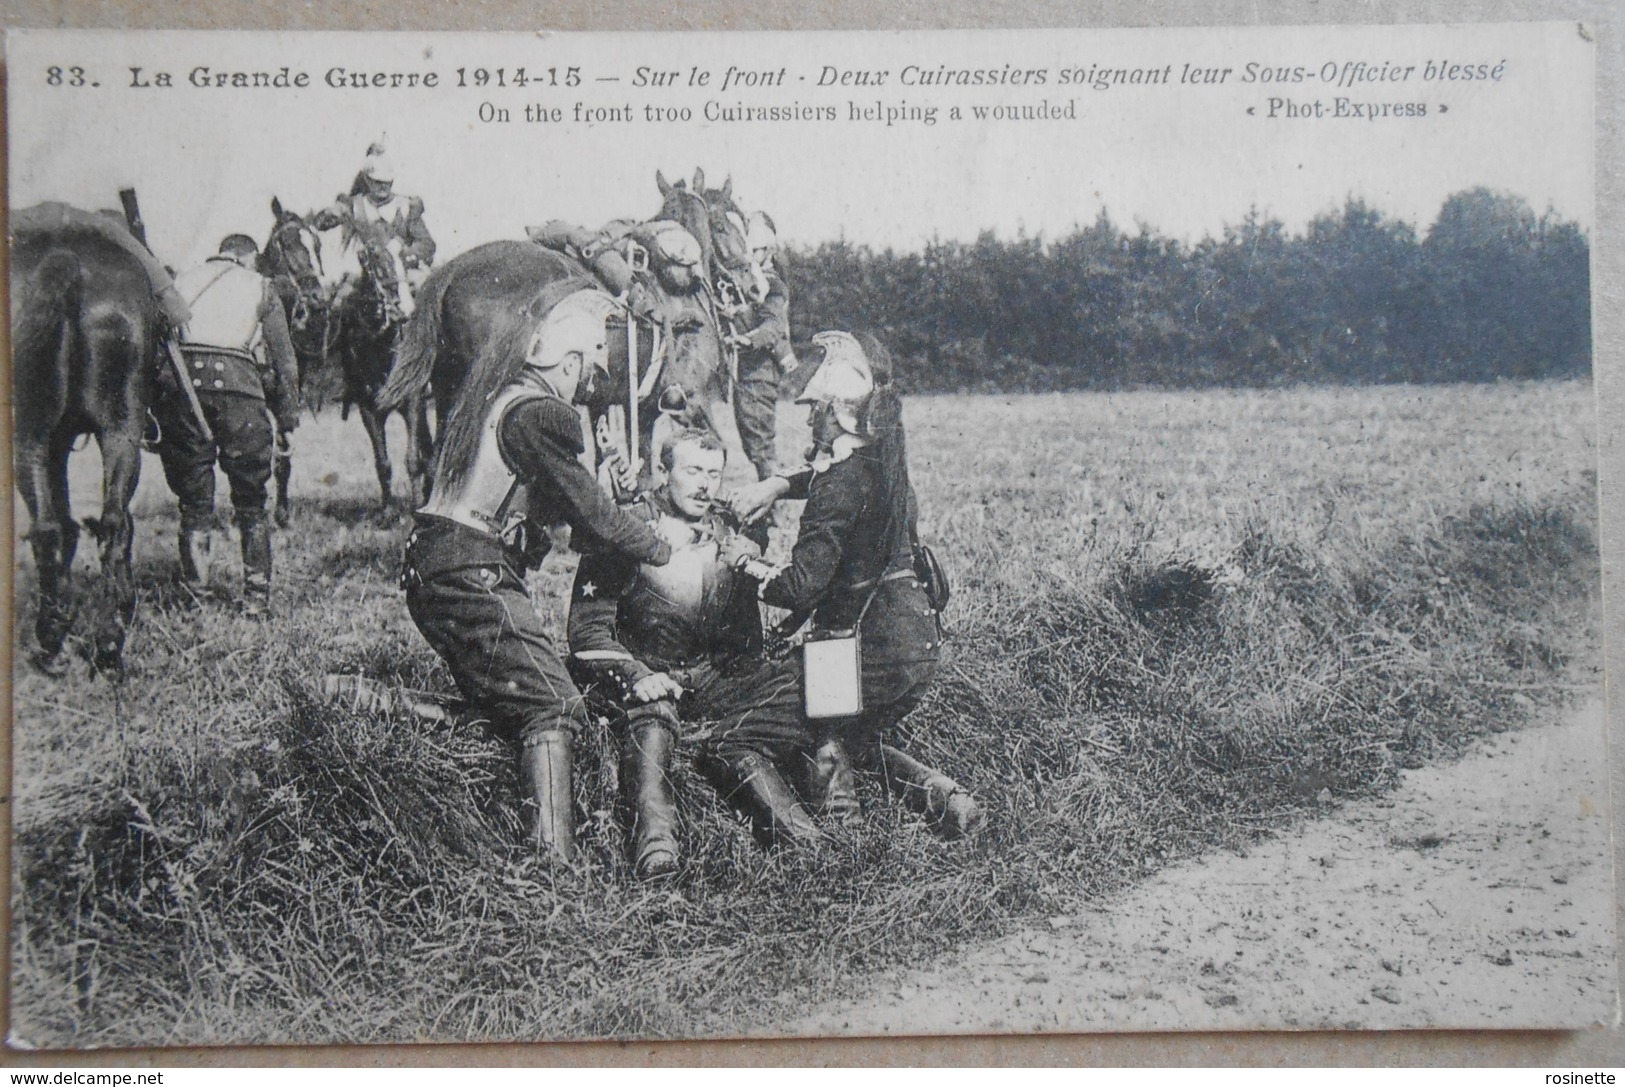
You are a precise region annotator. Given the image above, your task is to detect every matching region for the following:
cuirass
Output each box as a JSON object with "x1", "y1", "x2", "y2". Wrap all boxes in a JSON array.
[
  {"x1": 634, "y1": 515, "x2": 722, "y2": 622},
  {"x1": 418, "y1": 385, "x2": 546, "y2": 539}
]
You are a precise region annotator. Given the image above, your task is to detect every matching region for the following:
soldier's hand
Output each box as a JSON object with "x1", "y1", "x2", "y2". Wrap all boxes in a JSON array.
[
  {"x1": 728, "y1": 476, "x2": 792, "y2": 526},
  {"x1": 631, "y1": 672, "x2": 685, "y2": 704},
  {"x1": 718, "y1": 534, "x2": 762, "y2": 569},
  {"x1": 603, "y1": 449, "x2": 638, "y2": 495}
]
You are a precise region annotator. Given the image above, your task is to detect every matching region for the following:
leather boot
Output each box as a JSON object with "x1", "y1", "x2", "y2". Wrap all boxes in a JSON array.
[
  {"x1": 716, "y1": 752, "x2": 827, "y2": 849},
  {"x1": 239, "y1": 516, "x2": 272, "y2": 618},
  {"x1": 520, "y1": 730, "x2": 576, "y2": 863},
  {"x1": 878, "y1": 744, "x2": 985, "y2": 840},
  {"x1": 806, "y1": 736, "x2": 863, "y2": 825},
  {"x1": 622, "y1": 723, "x2": 681, "y2": 880},
  {"x1": 178, "y1": 528, "x2": 213, "y2": 586}
]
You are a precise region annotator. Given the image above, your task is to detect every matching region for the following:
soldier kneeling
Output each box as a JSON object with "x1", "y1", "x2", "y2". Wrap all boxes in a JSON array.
[{"x1": 401, "y1": 287, "x2": 671, "y2": 863}]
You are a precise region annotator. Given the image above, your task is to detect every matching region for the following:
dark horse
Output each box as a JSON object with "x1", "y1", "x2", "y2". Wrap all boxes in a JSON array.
[
  {"x1": 321, "y1": 217, "x2": 433, "y2": 508},
  {"x1": 378, "y1": 169, "x2": 755, "y2": 484},
  {"x1": 12, "y1": 208, "x2": 166, "y2": 674},
  {"x1": 260, "y1": 197, "x2": 329, "y2": 525}
]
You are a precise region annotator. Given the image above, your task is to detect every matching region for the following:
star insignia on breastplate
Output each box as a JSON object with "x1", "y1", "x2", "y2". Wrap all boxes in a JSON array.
[{"x1": 579, "y1": 581, "x2": 597, "y2": 598}]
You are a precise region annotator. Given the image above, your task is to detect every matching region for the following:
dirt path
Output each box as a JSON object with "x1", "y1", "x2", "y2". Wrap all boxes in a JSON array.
[{"x1": 790, "y1": 702, "x2": 1617, "y2": 1035}]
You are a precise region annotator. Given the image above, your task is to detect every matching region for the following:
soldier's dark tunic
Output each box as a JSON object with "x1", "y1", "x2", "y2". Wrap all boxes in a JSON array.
[
  {"x1": 403, "y1": 391, "x2": 670, "y2": 746},
  {"x1": 156, "y1": 256, "x2": 302, "y2": 535},
  {"x1": 732, "y1": 267, "x2": 792, "y2": 480},
  {"x1": 568, "y1": 492, "x2": 815, "y2": 764},
  {"x1": 764, "y1": 448, "x2": 941, "y2": 734}
]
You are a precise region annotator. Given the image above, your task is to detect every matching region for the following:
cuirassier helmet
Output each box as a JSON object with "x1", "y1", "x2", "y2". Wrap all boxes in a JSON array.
[
  {"x1": 361, "y1": 141, "x2": 395, "y2": 184},
  {"x1": 796, "y1": 330, "x2": 874, "y2": 436},
  {"x1": 523, "y1": 289, "x2": 622, "y2": 378}
]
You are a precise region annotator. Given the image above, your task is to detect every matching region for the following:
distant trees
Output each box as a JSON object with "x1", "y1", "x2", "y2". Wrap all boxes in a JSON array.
[{"x1": 785, "y1": 189, "x2": 1590, "y2": 392}]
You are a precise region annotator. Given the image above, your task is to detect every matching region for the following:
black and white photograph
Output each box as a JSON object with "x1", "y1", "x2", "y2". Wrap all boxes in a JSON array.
[{"x1": 4, "y1": 23, "x2": 1610, "y2": 1047}]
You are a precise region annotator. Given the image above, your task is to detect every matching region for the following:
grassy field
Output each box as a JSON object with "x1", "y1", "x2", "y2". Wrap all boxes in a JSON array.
[{"x1": 9, "y1": 380, "x2": 1601, "y2": 1045}]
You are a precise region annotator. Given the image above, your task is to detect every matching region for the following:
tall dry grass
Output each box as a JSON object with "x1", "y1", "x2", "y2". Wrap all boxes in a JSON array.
[{"x1": 9, "y1": 381, "x2": 1599, "y2": 1045}]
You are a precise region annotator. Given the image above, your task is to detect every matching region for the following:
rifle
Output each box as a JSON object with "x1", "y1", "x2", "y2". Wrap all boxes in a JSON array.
[{"x1": 120, "y1": 188, "x2": 214, "y2": 444}]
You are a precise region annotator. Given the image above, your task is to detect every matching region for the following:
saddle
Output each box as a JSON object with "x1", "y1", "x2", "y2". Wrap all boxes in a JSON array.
[{"x1": 527, "y1": 218, "x2": 705, "y2": 326}]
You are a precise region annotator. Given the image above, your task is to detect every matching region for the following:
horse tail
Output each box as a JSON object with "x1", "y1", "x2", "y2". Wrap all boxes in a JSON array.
[
  {"x1": 15, "y1": 250, "x2": 84, "y2": 409},
  {"x1": 434, "y1": 308, "x2": 536, "y2": 490},
  {"x1": 377, "y1": 265, "x2": 450, "y2": 413}
]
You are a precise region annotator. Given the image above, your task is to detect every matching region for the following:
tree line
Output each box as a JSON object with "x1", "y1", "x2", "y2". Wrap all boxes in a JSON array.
[{"x1": 782, "y1": 188, "x2": 1591, "y2": 392}]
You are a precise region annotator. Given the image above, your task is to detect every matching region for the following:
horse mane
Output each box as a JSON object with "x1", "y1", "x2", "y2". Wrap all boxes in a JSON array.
[{"x1": 435, "y1": 275, "x2": 601, "y2": 489}]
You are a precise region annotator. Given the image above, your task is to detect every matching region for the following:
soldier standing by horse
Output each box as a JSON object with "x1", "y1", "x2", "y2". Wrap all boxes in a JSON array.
[
  {"x1": 155, "y1": 233, "x2": 302, "y2": 617},
  {"x1": 726, "y1": 210, "x2": 798, "y2": 486}
]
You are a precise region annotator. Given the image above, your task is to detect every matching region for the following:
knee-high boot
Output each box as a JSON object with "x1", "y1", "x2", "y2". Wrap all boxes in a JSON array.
[
  {"x1": 876, "y1": 744, "x2": 985, "y2": 839},
  {"x1": 520, "y1": 730, "x2": 576, "y2": 863},
  {"x1": 178, "y1": 527, "x2": 214, "y2": 586},
  {"x1": 805, "y1": 735, "x2": 863, "y2": 825},
  {"x1": 623, "y1": 723, "x2": 681, "y2": 880},
  {"x1": 239, "y1": 516, "x2": 272, "y2": 617},
  {"x1": 712, "y1": 751, "x2": 826, "y2": 849}
]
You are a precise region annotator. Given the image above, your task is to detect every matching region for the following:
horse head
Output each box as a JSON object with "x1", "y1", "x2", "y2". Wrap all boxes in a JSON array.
[
  {"x1": 654, "y1": 169, "x2": 762, "y2": 309},
  {"x1": 263, "y1": 197, "x2": 325, "y2": 301}
]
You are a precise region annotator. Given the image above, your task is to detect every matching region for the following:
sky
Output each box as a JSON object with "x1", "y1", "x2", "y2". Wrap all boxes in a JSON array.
[{"x1": 8, "y1": 24, "x2": 1594, "y2": 271}]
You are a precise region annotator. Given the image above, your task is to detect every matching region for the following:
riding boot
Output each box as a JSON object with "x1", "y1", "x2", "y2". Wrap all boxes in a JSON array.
[
  {"x1": 238, "y1": 516, "x2": 272, "y2": 618},
  {"x1": 877, "y1": 744, "x2": 986, "y2": 840},
  {"x1": 713, "y1": 752, "x2": 827, "y2": 849},
  {"x1": 520, "y1": 730, "x2": 576, "y2": 863},
  {"x1": 178, "y1": 528, "x2": 214, "y2": 586},
  {"x1": 622, "y1": 723, "x2": 681, "y2": 881},
  {"x1": 805, "y1": 736, "x2": 863, "y2": 825}
]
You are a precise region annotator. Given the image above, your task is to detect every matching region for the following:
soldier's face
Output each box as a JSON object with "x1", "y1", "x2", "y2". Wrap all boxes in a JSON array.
[
  {"x1": 550, "y1": 353, "x2": 583, "y2": 405},
  {"x1": 809, "y1": 400, "x2": 844, "y2": 449},
  {"x1": 662, "y1": 442, "x2": 726, "y2": 519},
  {"x1": 365, "y1": 176, "x2": 394, "y2": 204}
]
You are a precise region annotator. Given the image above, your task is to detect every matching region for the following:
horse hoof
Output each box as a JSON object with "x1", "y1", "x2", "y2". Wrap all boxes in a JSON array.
[
  {"x1": 274, "y1": 507, "x2": 291, "y2": 529},
  {"x1": 32, "y1": 649, "x2": 72, "y2": 678},
  {"x1": 89, "y1": 647, "x2": 127, "y2": 677}
]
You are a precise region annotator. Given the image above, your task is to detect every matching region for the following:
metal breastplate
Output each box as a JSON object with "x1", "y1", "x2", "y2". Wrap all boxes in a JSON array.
[
  {"x1": 175, "y1": 262, "x2": 264, "y2": 351},
  {"x1": 634, "y1": 514, "x2": 721, "y2": 623},
  {"x1": 418, "y1": 385, "x2": 547, "y2": 540}
]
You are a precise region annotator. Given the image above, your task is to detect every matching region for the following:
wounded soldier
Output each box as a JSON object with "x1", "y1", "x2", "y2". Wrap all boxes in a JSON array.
[{"x1": 568, "y1": 428, "x2": 825, "y2": 879}]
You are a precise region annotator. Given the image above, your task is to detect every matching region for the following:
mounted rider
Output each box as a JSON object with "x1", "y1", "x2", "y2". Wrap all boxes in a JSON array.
[
  {"x1": 400, "y1": 282, "x2": 672, "y2": 863},
  {"x1": 313, "y1": 142, "x2": 435, "y2": 319},
  {"x1": 156, "y1": 233, "x2": 302, "y2": 616}
]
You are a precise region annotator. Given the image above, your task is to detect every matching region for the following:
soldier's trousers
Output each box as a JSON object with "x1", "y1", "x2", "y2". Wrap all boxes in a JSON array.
[
  {"x1": 733, "y1": 349, "x2": 780, "y2": 479},
  {"x1": 155, "y1": 391, "x2": 274, "y2": 532},
  {"x1": 581, "y1": 655, "x2": 815, "y2": 766},
  {"x1": 404, "y1": 560, "x2": 588, "y2": 747}
]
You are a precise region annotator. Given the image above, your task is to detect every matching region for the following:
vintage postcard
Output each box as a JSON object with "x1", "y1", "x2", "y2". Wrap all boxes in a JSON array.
[{"x1": 5, "y1": 24, "x2": 1608, "y2": 1047}]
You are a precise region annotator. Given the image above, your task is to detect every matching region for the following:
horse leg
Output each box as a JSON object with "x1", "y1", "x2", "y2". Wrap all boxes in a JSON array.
[
  {"x1": 17, "y1": 436, "x2": 79, "y2": 676},
  {"x1": 357, "y1": 400, "x2": 393, "y2": 508},
  {"x1": 402, "y1": 397, "x2": 430, "y2": 508},
  {"x1": 90, "y1": 429, "x2": 142, "y2": 674}
]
